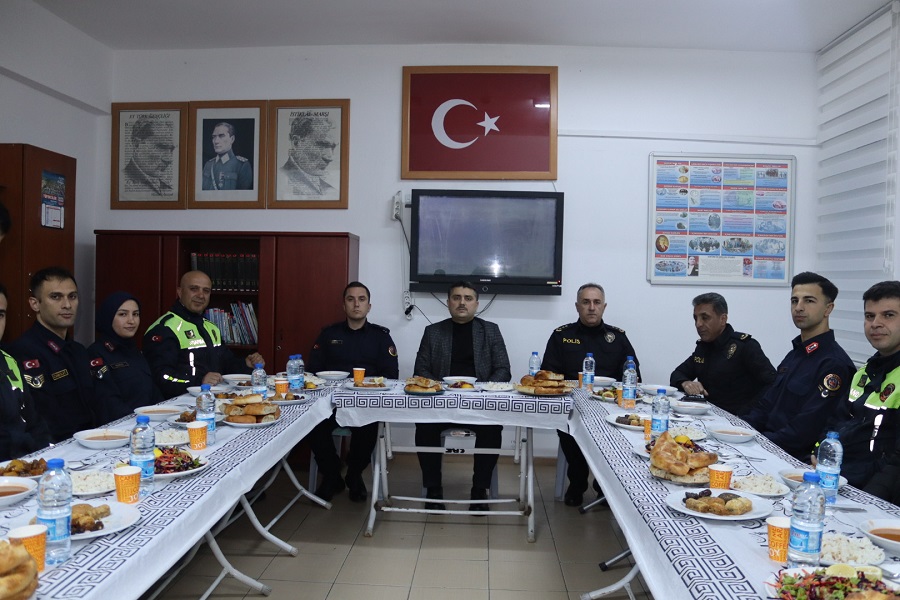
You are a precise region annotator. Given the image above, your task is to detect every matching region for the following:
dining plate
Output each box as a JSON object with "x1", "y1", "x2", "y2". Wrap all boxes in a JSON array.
[
  {"x1": 671, "y1": 400, "x2": 711, "y2": 415},
  {"x1": 344, "y1": 381, "x2": 394, "y2": 393},
  {"x1": 443, "y1": 376, "x2": 477, "y2": 385},
  {"x1": 709, "y1": 427, "x2": 756, "y2": 443},
  {"x1": 222, "y1": 418, "x2": 280, "y2": 428},
  {"x1": 640, "y1": 384, "x2": 677, "y2": 396},
  {"x1": 479, "y1": 382, "x2": 514, "y2": 393},
  {"x1": 404, "y1": 388, "x2": 444, "y2": 396},
  {"x1": 632, "y1": 442, "x2": 651, "y2": 460},
  {"x1": 271, "y1": 394, "x2": 310, "y2": 406},
  {"x1": 651, "y1": 472, "x2": 711, "y2": 487},
  {"x1": 186, "y1": 385, "x2": 232, "y2": 396},
  {"x1": 518, "y1": 389, "x2": 572, "y2": 398},
  {"x1": 221, "y1": 374, "x2": 251, "y2": 386},
  {"x1": 155, "y1": 454, "x2": 211, "y2": 480},
  {"x1": 166, "y1": 413, "x2": 225, "y2": 427},
  {"x1": 70, "y1": 470, "x2": 116, "y2": 497},
  {"x1": 0, "y1": 476, "x2": 36, "y2": 506},
  {"x1": 605, "y1": 413, "x2": 645, "y2": 432},
  {"x1": 763, "y1": 567, "x2": 899, "y2": 599},
  {"x1": 316, "y1": 371, "x2": 350, "y2": 381},
  {"x1": 73, "y1": 429, "x2": 130, "y2": 449},
  {"x1": 859, "y1": 519, "x2": 900, "y2": 555},
  {"x1": 665, "y1": 489, "x2": 773, "y2": 520},
  {"x1": 73, "y1": 501, "x2": 141, "y2": 541},
  {"x1": 668, "y1": 425, "x2": 707, "y2": 441},
  {"x1": 155, "y1": 429, "x2": 190, "y2": 447},
  {"x1": 134, "y1": 405, "x2": 184, "y2": 421},
  {"x1": 729, "y1": 475, "x2": 790, "y2": 498}
]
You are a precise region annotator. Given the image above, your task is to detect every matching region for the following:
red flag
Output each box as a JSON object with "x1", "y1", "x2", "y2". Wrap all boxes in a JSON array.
[{"x1": 403, "y1": 67, "x2": 557, "y2": 178}]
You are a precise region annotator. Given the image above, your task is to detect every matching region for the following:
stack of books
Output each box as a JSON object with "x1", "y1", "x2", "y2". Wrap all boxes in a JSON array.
[
  {"x1": 190, "y1": 252, "x2": 259, "y2": 291},
  {"x1": 204, "y1": 302, "x2": 258, "y2": 345}
]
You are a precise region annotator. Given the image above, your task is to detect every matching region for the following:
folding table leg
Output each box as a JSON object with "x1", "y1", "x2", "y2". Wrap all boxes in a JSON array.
[
  {"x1": 580, "y1": 563, "x2": 639, "y2": 600},
  {"x1": 277, "y1": 454, "x2": 332, "y2": 510},
  {"x1": 365, "y1": 422, "x2": 386, "y2": 537},
  {"x1": 525, "y1": 427, "x2": 535, "y2": 543},
  {"x1": 200, "y1": 530, "x2": 272, "y2": 598},
  {"x1": 238, "y1": 495, "x2": 299, "y2": 556}
]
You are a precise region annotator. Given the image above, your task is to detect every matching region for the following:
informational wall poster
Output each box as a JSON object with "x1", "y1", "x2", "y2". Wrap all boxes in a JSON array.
[
  {"x1": 647, "y1": 153, "x2": 795, "y2": 286},
  {"x1": 40, "y1": 170, "x2": 65, "y2": 229}
]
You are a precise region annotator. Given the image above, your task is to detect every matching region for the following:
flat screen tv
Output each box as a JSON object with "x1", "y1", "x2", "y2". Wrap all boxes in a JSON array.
[{"x1": 409, "y1": 189, "x2": 564, "y2": 296}]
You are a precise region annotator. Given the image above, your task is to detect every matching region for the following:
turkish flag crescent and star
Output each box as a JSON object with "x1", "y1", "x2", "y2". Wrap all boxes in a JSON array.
[{"x1": 406, "y1": 72, "x2": 553, "y2": 173}]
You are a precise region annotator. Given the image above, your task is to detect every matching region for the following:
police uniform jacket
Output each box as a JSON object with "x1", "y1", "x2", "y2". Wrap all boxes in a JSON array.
[
  {"x1": 0, "y1": 350, "x2": 50, "y2": 461},
  {"x1": 202, "y1": 150, "x2": 252, "y2": 191},
  {"x1": 540, "y1": 320, "x2": 641, "y2": 381},
  {"x1": 670, "y1": 323, "x2": 776, "y2": 416},
  {"x1": 414, "y1": 318, "x2": 511, "y2": 382},
  {"x1": 89, "y1": 334, "x2": 163, "y2": 422},
  {"x1": 307, "y1": 320, "x2": 399, "y2": 378},
  {"x1": 143, "y1": 301, "x2": 249, "y2": 398},
  {"x1": 743, "y1": 330, "x2": 854, "y2": 460},
  {"x1": 6, "y1": 322, "x2": 97, "y2": 442}
]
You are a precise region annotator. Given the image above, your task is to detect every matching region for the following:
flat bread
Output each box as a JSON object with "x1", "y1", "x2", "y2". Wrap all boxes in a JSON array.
[
  {"x1": 226, "y1": 414, "x2": 256, "y2": 424},
  {"x1": 243, "y1": 402, "x2": 277, "y2": 416},
  {"x1": 534, "y1": 370, "x2": 564, "y2": 381},
  {"x1": 231, "y1": 394, "x2": 264, "y2": 406},
  {"x1": 5, "y1": 575, "x2": 37, "y2": 600},
  {"x1": 650, "y1": 465, "x2": 710, "y2": 485},
  {"x1": 0, "y1": 558, "x2": 37, "y2": 598},
  {"x1": 0, "y1": 542, "x2": 30, "y2": 577}
]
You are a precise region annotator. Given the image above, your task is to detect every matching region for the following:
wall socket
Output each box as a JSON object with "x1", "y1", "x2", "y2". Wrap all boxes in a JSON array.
[
  {"x1": 403, "y1": 290, "x2": 413, "y2": 320},
  {"x1": 392, "y1": 192, "x2": 402, "y2": 221}
]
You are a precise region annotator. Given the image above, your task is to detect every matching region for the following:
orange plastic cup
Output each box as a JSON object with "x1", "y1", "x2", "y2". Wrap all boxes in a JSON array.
[
  {"x1": 353, "y1": 368, "x2": 365, "y2": 386},
  {"x1": 274, "y1": 378, "x2": 288, "y2": 395},
  {"x1": 766, "y1": 516, "x2": 791, "y2": 562},
  {"x1": 187, "y1": 421, "x2": 208, "y2": 450},
  {"x1": 8, "y1": 524, "x2": 47, "y2": 571},
  {"x1": 577, "y1": 372, "x2": 583, "y2": 388},
  {"x1": 708, "y1": 464, "x2": 733, "y2": 489},
  {"x1": 114, "y1": 466, "x2": 142, "y2": 504}
]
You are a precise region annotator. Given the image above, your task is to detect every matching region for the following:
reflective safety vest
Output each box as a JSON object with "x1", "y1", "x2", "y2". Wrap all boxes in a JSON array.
[
  {"x1": 146, "y1": 312, "x2": 223, "y2": 351},
  {"x1": 848, "y1": 364, "x2": 900, "y2": 410},
  {"x1": 2, "y1": 350, "x2": 23, "y2": 392}
]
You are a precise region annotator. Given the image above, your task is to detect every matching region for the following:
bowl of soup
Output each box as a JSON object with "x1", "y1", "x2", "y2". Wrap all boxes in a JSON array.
[
  {"x1": 73, "y1": 428, "x2": 131, "y2": 449},
  {"x1": 134, "y1": 405, "x2": 184, "y2": 421},
  {"x1": 709, "y1": 427, "x2": 756, "y2": 443},
  {"x1": 779, "y1": 469, "x2": 848, "y2": 490},
  {"x1": 0, "y1": 476, "x2": 37, "y2": 507},
  {"x1": 859, "y1": 519, "x2": 900, "y2": 555}
]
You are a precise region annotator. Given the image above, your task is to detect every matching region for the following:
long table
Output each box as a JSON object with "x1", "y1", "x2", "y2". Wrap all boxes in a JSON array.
[
  {"x1": 0, "y1": 391, "x2": 334, "y2": 599},
  {"x1": 570, "y1": 388, "x2": 900, "y2": 599}
]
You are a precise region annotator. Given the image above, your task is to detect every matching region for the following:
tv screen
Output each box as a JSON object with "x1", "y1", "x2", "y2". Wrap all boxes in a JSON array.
[{"x1": 409, "y1": 189, "x2": 564, "y2": 296}]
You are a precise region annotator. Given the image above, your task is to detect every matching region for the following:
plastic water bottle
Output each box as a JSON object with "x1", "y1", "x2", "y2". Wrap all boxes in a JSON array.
[
  {"x1": 582, "y1": 353, "x2": 595, "y2": 391},
  {"x1": 37, "y1": 458, "x2": 72, "y2": 565},
  {"x1": 287, "y1": 354, "x2": 305, "y2": 393},
  {"x1": 528, "y1": 351, "x2": 541, "y2": 376},
  {"x1": 622, "y1": 356, "x2": 638, "y2": 408},
  {"x1": 196, "y1": 383, "x2": 216, "y2": 445},
  {"x1": 816, "y1": 431, "x2": 843, "y2": 506},
  {"x1": 788, "y1": 472, "x2": 826, "y2": 567},
  {"x1": 252, "y1": 362, "x2": 267, "y2": 396},
  {"x1": 130, "y1": 415, "x2": 155, "y2": 499},
  {"x1": 651, "y1": 391, "x2": 670, "y2": 440}
]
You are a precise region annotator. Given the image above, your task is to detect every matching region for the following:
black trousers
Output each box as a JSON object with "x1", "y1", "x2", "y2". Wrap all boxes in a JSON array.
[
  {"x1": 309, "y1": 411, "x2": 378, "y2": 480},
  {"x1": 558, "y1": 430, "x2": 590, "y2": 493},
  {"x1": 415, "y1": 422, "x2": 502, "y2": 489}
]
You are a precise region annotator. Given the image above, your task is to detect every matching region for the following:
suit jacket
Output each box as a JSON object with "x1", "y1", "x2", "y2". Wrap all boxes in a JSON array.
[{"x1": 414, "y1": 318, "x2": 511, "y2": 382}]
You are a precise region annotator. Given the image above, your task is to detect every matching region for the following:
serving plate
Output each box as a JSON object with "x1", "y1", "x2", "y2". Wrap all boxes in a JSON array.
[
  {"x1": 729, "y1": 475, "x2": 790, "y2": 498},
  {"x1": 605, "y1": 413, "x2": 646, "y2": 432},
  {"x1": 665, "y1": 489, "x2": 773, "y2": 520},
  {"x1": 166, "y1": 413, "x2": 225, "y2": 427},
  {"x1": 155, "y1": 453, "x2": 211, "y2": 480},
  {"x1": 72, "y1": 501, "x2": 141, "y2": 541},
  {"x1": 73, "y1": 429, "x2": 130, "y2": 449},
  {"x1": 632, "y1": 441, "x2": 651, "y2": 460},
  {"x1": 271, "y1": 394, "x2": 310, "y2": 406},
  {"x1": 763, "y1": 567, "x2": 899, "y2": 599},
  {"x1": 344, "y1": 381, "x2": 394, "y2": 393},
  {"x1": 404, "y1": 388, "x2": 444, "y2": 396},
  {"x1": 0, "y1": 476, "x2": 36, "y2": 507}
]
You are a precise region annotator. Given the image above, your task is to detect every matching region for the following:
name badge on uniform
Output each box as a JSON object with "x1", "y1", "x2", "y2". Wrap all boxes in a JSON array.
[
  {"x1": 329, "y1": 339, "x2": 343, "y2": 345},
  {"x1": 51, "y1": 369, "x2": 69, "y2": 381}
]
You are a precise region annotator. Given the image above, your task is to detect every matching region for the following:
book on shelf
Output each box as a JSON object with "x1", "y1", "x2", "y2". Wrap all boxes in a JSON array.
[
  {"x1": 204, "y1": 301, "x2": 258, "y2": 345},
  {"x1": 190, "y1": 252, "x2": 259, "y2": 292}
]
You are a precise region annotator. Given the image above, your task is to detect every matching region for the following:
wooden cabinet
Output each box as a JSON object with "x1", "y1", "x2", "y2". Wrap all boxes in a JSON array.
[
  {"x1": 0, "y1": 144, "x2": 76, "y2": 342},
  {"x1": 95, "y1": 231, "x2": 359, "y2": 370}
]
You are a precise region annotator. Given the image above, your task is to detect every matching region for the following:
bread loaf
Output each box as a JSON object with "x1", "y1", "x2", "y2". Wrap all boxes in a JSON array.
[
  {"x1": 223, "y1": 404, "x2": 244, "y2": 416},
  {"x1": 232, "y1": 394, "x2": 264, "y2": 406},
  {"x1": 225, "y1": 414, "x2": 256, "y2": 424},
  {"x1": 243, "y1": 402, "x2": 277, "y2": 416},
  {"x1": 534, "y1": 370, "x2": 564, "y2": 381}
]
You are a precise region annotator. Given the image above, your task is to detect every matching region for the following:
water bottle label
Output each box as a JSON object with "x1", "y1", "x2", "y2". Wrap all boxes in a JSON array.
[
  {"x1": 131, "y1": 457, "x2": 154, "y2": 479},
  {"x1": 651, "y1": 416, "x2": 668, "y2": 436},
  {"x1": 817, "y1": 468, "x2": 839, "y2": 492},
  {"x1": 37, "y1": 515, "x2": 71, "y2": 542},
  {"x1": 529, "y1": 368, "x2": 538, "y2": 376},
  {"x1": 788, "y1": 525, "x2": 821, "y2": 554},
  {"x1": 623, "y1": 387, "x2": 636, "y2": 400},
  {"x1": 583, "y1": 373, "x2": 594, "y2": 386}
]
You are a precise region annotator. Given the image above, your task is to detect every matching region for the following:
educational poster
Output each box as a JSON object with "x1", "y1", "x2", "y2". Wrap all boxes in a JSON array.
[{"x1": 647, "y1": 153, "x2": 794, "y2": 286}]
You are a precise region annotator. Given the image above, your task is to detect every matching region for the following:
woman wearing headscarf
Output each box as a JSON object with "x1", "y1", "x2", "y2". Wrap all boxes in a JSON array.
[{"x1": 89, "y1": 291, "x2": 163, "y2": 422}]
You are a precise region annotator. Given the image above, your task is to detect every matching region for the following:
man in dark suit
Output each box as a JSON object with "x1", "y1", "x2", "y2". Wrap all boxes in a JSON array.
[{"x1": 413, "y1": 281, "x2": 511, "y2": 511}]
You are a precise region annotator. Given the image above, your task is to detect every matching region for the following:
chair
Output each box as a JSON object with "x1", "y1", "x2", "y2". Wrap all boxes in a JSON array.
[
  {"x1": 419, "y1": 427, "x2": 500, "y2": 498},
  {"x1": 308, "y1": 427, "x2": 353, "y2": 490}
]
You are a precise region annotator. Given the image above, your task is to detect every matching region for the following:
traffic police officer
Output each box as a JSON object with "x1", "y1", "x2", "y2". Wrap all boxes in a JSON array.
[
  {"x1": 89, "y1": 291, "x2": 163, "y2": 422},
  {"x1": 744, "y1": 273, "x2": 854, "y2": 460},
  {"x1": 7, "y1": 268, "x2": 97, "y2": 443},
  {"x1": 0, "y1": 283, "x2": 50, "y2": 461},
  {"x1": 143, "y1": 271, "x2": 263, "y2": 399},
  {"x1": 201, "y1": 122, "x2": 253, "y2": 191},
  {"x1": 670, "y1": 292, "x2": 776, "y2": 416},
  {"x1": 306, "y1": 282, "x2": 399, "y2": 502},
  {"x1": 541, "y1": 283, "x2": 641, "y2": 506}
]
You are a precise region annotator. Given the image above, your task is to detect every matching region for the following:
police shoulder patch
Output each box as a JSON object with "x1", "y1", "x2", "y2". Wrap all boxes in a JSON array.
[
  {"x1": 388, "y1": 345, "x2": 398, "y2": 357},
  {"x1": 554, "y1": 322, "x2": 576, "y2": 333},
  {"x1": 823, "y1": 373, "x2": 841, "y2": 391}
]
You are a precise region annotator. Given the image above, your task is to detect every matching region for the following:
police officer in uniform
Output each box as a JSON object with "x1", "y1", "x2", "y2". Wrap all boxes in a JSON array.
[
  {"x1": 306, "y1": 282, "x2": 399, "y2": 502},
  {"x1": 7, "y1": 268, "x2": 97, "y2": 442},
  {"x1": 89, "y1": 291, "x2": 163, "y2": 422},
  {"x1": 541, "y1": 283, "x2": 641, "y2": 506},
  {"x1": 0, "y1": 283, "x2": 50, "y2": 461},
  {"x1": 143, "y1": 271, "x2": 263, "y2": 399},
  {"x1": 670, "y1": 292, "x2": 776, "y2": 416},
  {"x1": 201, "y1": 122, "x2": 253, "y2": 191},
  {"x1": 744, "y1": 273, "x2": 854, "y2": 460}
]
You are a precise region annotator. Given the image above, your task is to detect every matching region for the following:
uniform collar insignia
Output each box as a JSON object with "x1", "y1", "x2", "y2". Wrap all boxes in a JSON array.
[
  {"x1": 805, "y1": 342, "x2": 819, "y2": 354},
  {"x1": 47, "y1": 340, "x2": 61, "y2": 354}
]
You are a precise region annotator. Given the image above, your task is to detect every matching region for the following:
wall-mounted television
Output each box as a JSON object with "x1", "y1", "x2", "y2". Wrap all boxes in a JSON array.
[{"x1": 409, "y1": 189, "x2": 564, "y2": 296}]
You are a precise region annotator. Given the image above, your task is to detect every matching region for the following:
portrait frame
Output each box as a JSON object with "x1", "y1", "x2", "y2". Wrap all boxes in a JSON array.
[
  {"x1": 267, "y1": 99, "x2": 349, "y2": 209},
  {"x1": 111, "y1": 102, "x2": 188, "y2": 209},
  {"x1": 187, "y1": 100, "x2": 267, "y2": 209},
  {"x1": 401, "y1": 66, "x2": 558, "y2": 180}
]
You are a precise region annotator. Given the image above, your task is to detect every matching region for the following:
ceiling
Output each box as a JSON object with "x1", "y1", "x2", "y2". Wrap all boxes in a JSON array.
[{"x1": 33, "y1": 0, "x2": 888, "y2": 53}]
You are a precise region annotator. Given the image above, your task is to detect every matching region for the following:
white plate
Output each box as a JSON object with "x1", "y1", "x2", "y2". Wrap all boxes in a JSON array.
[
  {"x1": 70, "y1": 470, "x2": 116, "y2": 497},
  {"x1": 155, "y1": 452, "x2": 211, "y2": 480},
  {"x1": 819, "y1": 532, "x2": 886, "y2": 565},
  {"x1": 135, "y1": 405, "x2": 184, "y2": 421},
  {"x1": 517, "y1": 389, "x2": 571, "y2": 398},
  {"x1": 665, "y1": 489, "x2": 773, "y2": 520},
  {"x1": 632, "y1": 441, "x2": 651, "y2": 460},
  {"x1": 443, "y1": 376, "x2": 477, "y2": 385},
  {"x1": 166, "y1": 413, "x2": 225, "y2": 427},
  {"x1": 779, "y1": 469, "x2": 848, "y2": 490},
  {"x1": 605, "y1": 413, "x2": 646, "y2": 432},
  {"x1": 591, "y1": 390, "x2": 619, "y2": 402},
  {"x1": 444, "y1": 383, "x2": 479, "y2": 393},
  {"x1": 763, "y1": 567, "x2": 899, "y2": 598},
  {"x1": 671, "y1": 400, "x2": 711, "y2": 415},
  {"x1": 0, "y1": 476, "x2": 36, "y2": 506},
  {"x1": 479, "y1": 382, "x2": 514, "y2": 393},
  {"x1": 155, "y1": 429, "x2": 190, "y2": 447},
  {"x1": 593, "y1": 376, "x2": 616, "y2": 386},
  {"x1": 316, "y1": 371, "x2": 350, "y2": 381},
  {"x1": 271, "y1": 394, "x2": 309, "y2": 406},
  {"x1": 730, "y1": 476, "x2": 790, "y2": 498},
  {"x1": 344, "y1": 381, "x2": 395, "y2": 393},
  {"x1": 73, "y1": 501, "x2": 141, "y2": 541},
  {"x1": 73, "y1": 429, "x2": 130, "y2": 449},
  {"x1": 860, "y1": 519, "x2": 900, "y2": 555},
  {"x1": 709, "y1": 427, "x2": 756, "y2": 443},
  {"x1": 669, "y1": 425, "x2": 707, "y2": 441},
  {"x1": 222, "y1": 417, "x2": 281, "y2": 428},
  {"x1": 641, "y1": 384, "x2": 677, "y2": 396},
  {"x1": 186, "y1": 384, "x2": 232, "y2": 396},
  {"x1": 221, "y1": 374, "x2": 251, "y2": 386}
]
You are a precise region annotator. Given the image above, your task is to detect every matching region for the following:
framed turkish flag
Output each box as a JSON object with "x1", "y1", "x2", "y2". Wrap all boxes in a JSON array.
[{"x1": 402, "y1": 66, "x2": 558, "y2": 180}]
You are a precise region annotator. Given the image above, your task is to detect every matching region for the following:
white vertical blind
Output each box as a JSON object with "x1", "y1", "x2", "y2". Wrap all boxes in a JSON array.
[{"x1": 816, "y1": 2, "x2": 897, "y2": 363}]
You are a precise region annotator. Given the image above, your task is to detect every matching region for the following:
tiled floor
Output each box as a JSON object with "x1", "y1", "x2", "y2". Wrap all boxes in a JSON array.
[{"x1": 149, "y1": 454, "x2": 654, "y2": 600}]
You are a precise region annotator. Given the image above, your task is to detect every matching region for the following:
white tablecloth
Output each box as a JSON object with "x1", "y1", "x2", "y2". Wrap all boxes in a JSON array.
[
  {"x1": 0, "y1": 393, "x2": 334, "y2": 599},
  {"x1": 570, "y1": 389, "x2": 900, "y2": 599}
]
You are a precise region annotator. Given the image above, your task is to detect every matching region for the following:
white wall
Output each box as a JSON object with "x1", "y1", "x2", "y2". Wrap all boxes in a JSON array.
[{"x1": 1, "y1": 7, "x2": 822, "y2": 454}]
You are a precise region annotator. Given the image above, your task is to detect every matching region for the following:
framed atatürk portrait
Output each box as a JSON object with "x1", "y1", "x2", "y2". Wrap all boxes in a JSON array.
[
  {"x1": 188, "y1": 100, "x2": 266, "y2": 209},
  {"x1": 111, "y1": 102, "x2": 188, "y2": 209},
  {"x1": 267, "y1": 99, "x2": 349, "y2": 209},
  {"x1": 402, "y1": 66, "x2": 558, "y2": 180}
]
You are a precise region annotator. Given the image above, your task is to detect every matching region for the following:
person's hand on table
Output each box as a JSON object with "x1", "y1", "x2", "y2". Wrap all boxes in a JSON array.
[
  {"x1": 245, "y1": 353, "x2": 265, "y2": 369},
  {"x1": 681, "y1": 381, "x2": 707, "y2": 396},
  {"x1": 202, "y1": 372, "x2": 223, "y2": 385}
]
